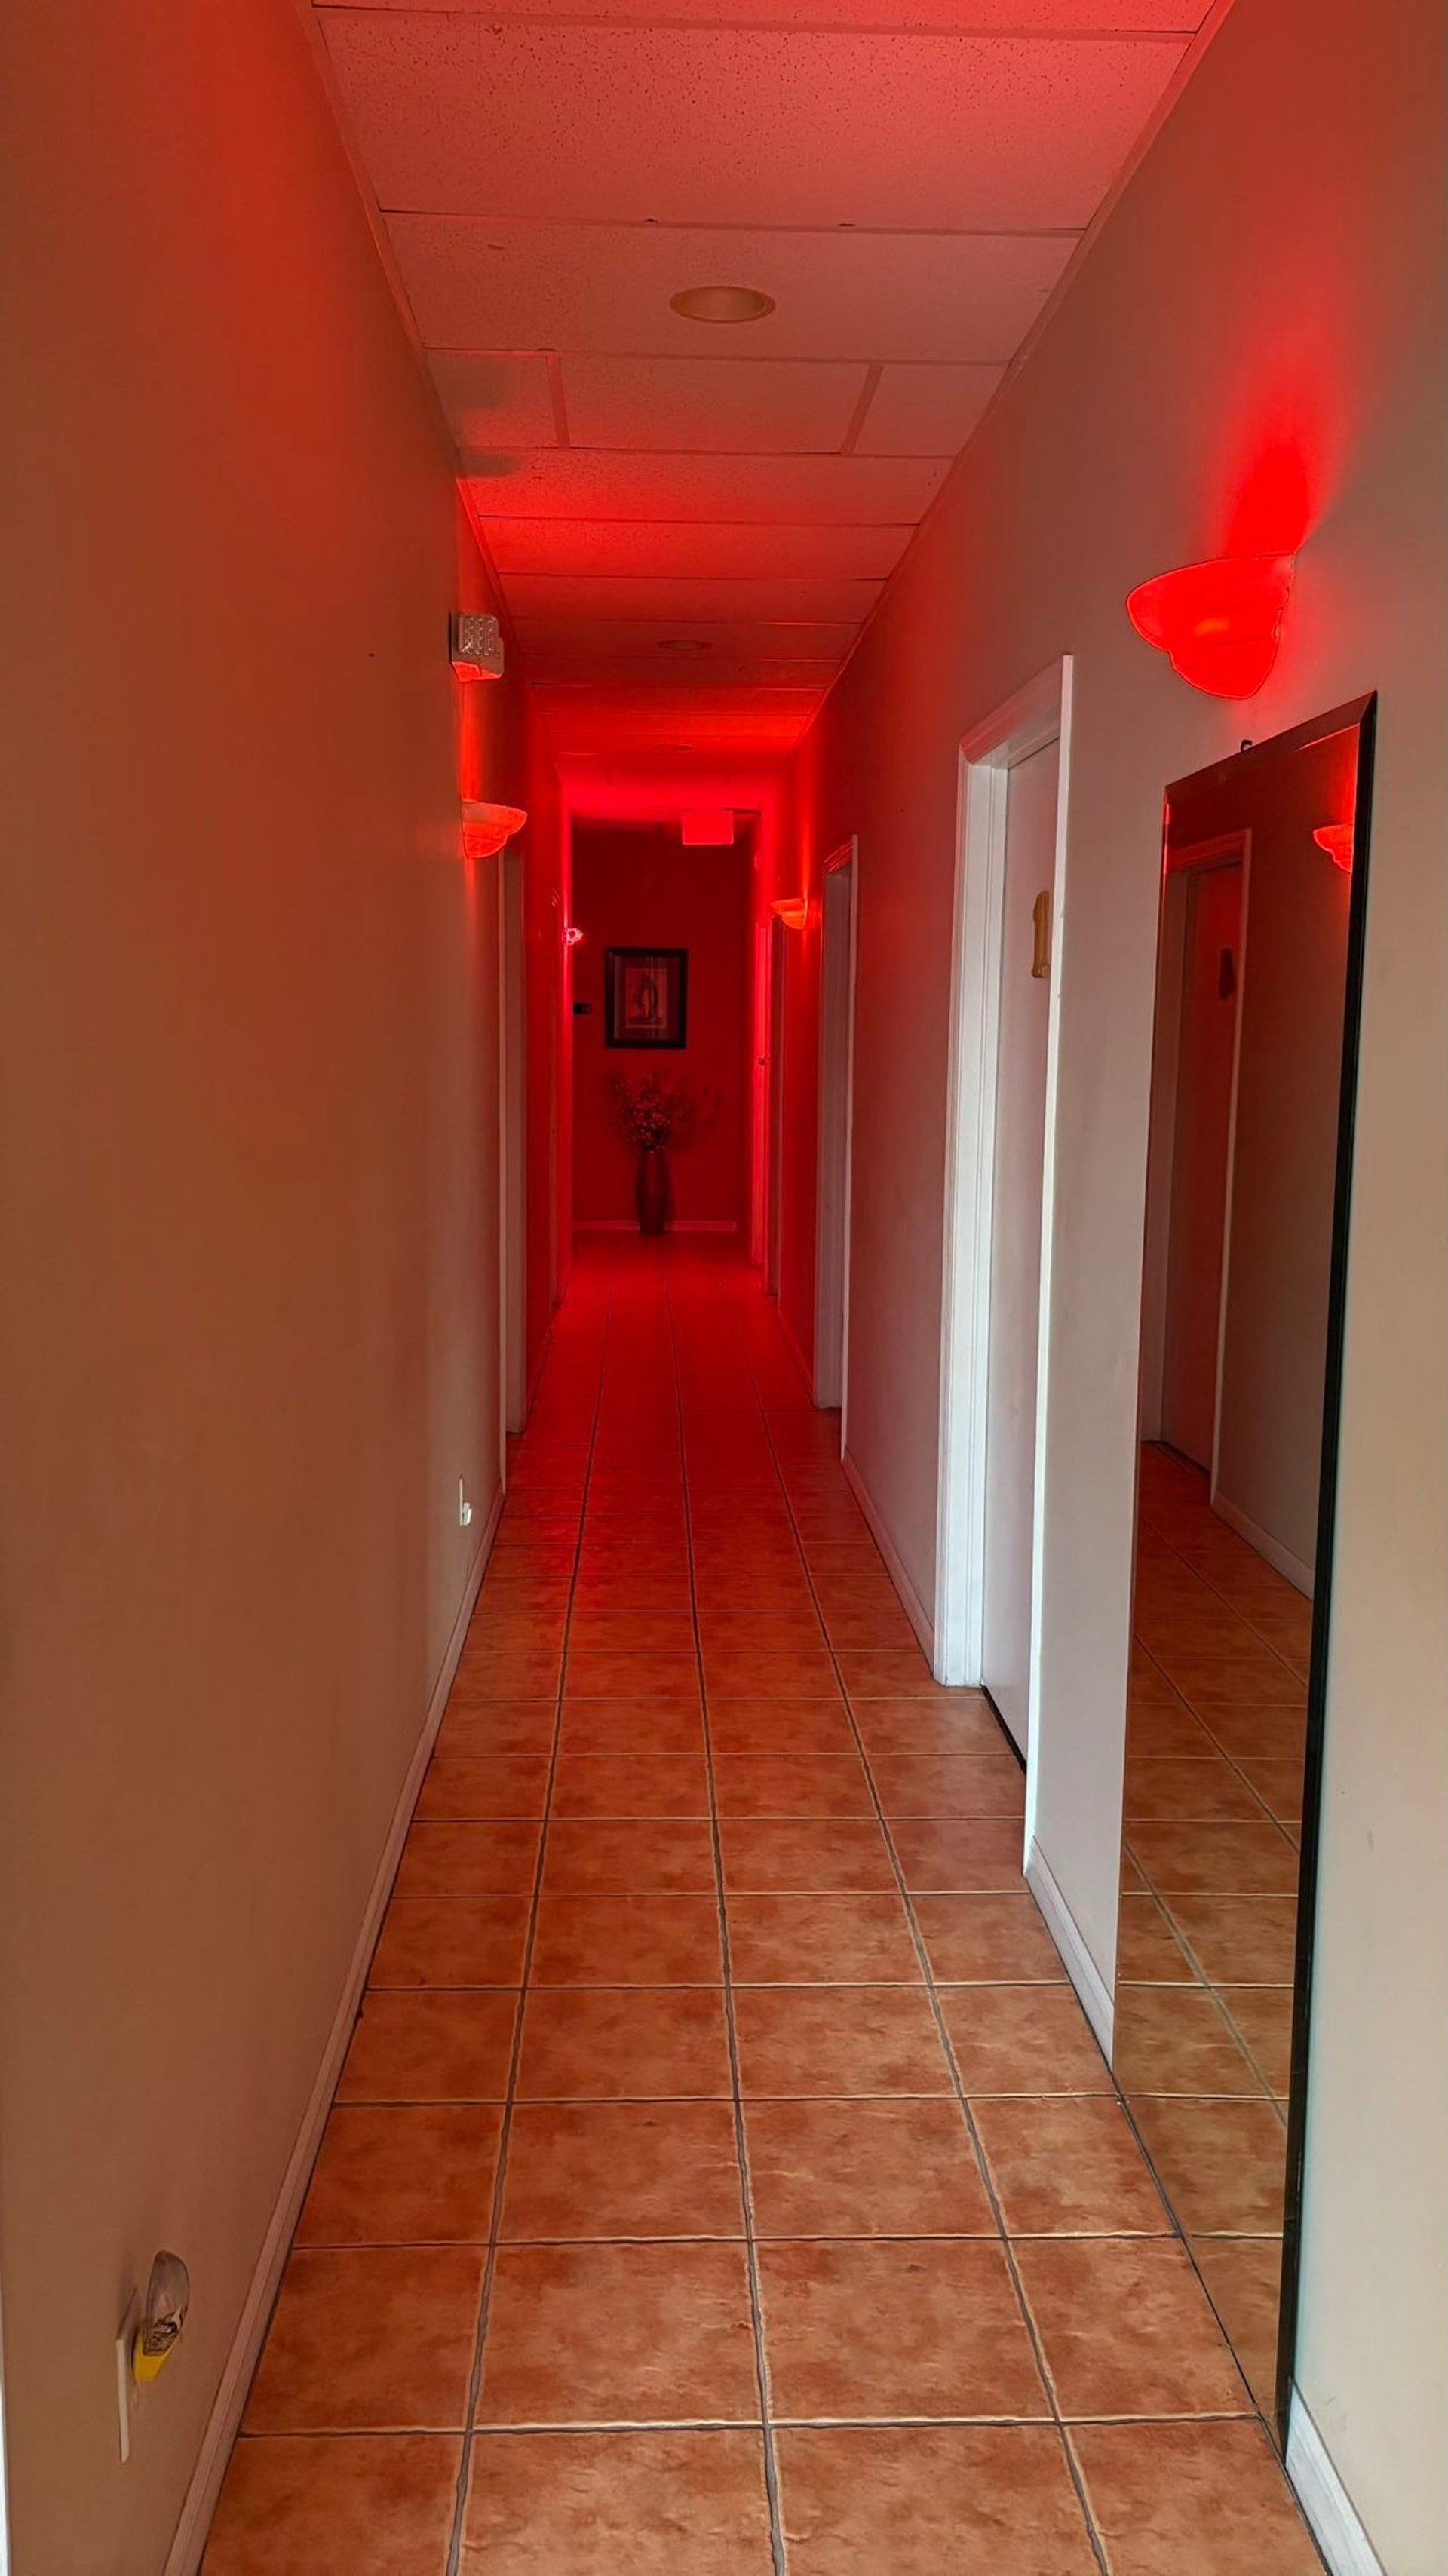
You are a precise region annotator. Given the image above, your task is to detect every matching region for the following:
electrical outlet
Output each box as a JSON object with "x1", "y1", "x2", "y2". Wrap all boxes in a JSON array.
[{"x1": 458, "y1": 1478, "x2": 473, "y2": 1529}]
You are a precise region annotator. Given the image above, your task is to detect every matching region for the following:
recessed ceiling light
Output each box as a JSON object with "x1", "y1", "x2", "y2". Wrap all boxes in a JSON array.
[{"x1": 670, "y1": 284, "x2": 775, "y2": 325}]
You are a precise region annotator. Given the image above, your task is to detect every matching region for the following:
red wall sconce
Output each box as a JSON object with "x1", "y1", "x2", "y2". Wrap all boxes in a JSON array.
[
  {"x1": 450, "y1": 613, "x2": 505, "y2": 680},
  {"x1": 1126, "y1": 554, "x2": 1295, "y2": 697},
  {"x1": 772, "y1": 897, "x2": 809, "y2": 931},
  {"x1": 460, "y1": 799, "x2": 527, "y2": 860},
  {"x1": 563, "y1": 922, "x2": 584, "y2": 947},
  {"x1": 1313, "y1": 823, "x2": 1354, "y2": 872}
]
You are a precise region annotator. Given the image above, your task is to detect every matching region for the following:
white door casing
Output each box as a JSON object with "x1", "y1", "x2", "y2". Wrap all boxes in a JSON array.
[{"x1": 935, "y1": 658, "x2": 1074, "y2": 1831}]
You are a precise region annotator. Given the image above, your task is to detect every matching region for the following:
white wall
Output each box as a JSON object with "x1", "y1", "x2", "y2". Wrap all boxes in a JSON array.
[
  {"x1": 0, "y1": 4, "x2": 532, "y2": 2568},
  {"x1": 788, "y1": 0, "x2": 1448, "y2": 2563}
]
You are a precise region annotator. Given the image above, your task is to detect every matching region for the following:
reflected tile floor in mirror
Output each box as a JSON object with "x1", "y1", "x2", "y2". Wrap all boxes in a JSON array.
[{"x1": 1118, "y1": 1443, "x2": 1309, "y2": 2409}]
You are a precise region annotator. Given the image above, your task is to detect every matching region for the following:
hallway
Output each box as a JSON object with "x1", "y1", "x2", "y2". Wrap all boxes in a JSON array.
[{"x1": 204, "y1": 1243, "x2": 1321, "y2": 2574}]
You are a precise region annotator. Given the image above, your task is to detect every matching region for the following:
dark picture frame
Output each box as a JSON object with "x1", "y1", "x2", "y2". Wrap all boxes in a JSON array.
[{"x1": 604, "y1": 947, "x2": 689, "y2": 1050}]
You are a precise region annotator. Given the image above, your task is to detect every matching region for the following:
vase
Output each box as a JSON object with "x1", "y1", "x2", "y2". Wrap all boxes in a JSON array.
[{"x1": 635, "y1": 1146, "x2": 670, "y2": 1235}]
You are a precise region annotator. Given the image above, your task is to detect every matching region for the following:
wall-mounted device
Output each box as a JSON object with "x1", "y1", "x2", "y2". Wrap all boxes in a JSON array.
[{"x1": 450, "y1": 612, "x2": 505, "y2": 680}]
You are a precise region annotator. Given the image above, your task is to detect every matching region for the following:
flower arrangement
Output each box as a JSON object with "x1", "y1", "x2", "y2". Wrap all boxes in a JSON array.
[{"x1": 610, "y1": 1073, "x2": 704, "y2": 1153}]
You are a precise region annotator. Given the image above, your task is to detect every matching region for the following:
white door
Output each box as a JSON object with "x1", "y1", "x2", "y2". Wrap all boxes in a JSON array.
[
  {"x1": 1161, "y1": 860, "x2": 1243, "y2": 1468},
  {"x1": 814, "y1": 854, "x2": 856, "y2": 1409},
  {"x1": 980, "y1": 738, "x2": 1058, "y2": 1753}
]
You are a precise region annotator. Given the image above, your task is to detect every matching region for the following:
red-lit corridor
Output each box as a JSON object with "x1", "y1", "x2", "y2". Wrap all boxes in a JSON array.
[{"x1": 204, "y1": 1243, "x2": 1319, "y2": 2573}]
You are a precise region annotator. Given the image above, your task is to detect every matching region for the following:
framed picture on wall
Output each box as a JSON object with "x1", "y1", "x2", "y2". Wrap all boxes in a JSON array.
[{"x1": 605, "y1": 948, "x2": 689, "y2": 1049}]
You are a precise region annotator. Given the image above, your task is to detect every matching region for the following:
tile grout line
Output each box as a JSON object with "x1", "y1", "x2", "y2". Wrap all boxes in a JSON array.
[
  {"x1": 726, "y1": 1290, "x2": 1121, "y2": 2576},
  {"x1": 664, "y1": 1250, "x2": 791, "y2": 2576},
  {"x1": 443, "y1": 1278, "x2": 615, "y2": 2574}
]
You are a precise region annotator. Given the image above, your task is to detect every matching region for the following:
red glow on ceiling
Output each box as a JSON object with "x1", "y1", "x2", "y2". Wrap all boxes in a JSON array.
[
  {"x1": 460, "y1": 799, "x2": 528, "y2": 859},
  {"x1": 1126, "y1": 555, "x2": 1295, "y2": 698},
  {"x1": 1313, "y1": 823, "x2": 1354, "y2": 871}
]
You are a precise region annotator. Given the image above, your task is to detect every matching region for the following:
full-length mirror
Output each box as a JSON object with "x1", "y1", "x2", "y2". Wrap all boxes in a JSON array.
[{"x1": 1115, "y1": 698, "x2": 1375, "y2": 2435}]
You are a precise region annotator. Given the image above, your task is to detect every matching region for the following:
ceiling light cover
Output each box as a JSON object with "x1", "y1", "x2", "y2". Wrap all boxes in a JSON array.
[
  {"x1": 460, "y1": 799, "x2": 527, "y2": 859},
  {"x1": 670, "y1": 284, "x2": 776, "y2": 325},
  {"x1": 1126, "y1": 554, "x2": 1295, "y2": 697}
]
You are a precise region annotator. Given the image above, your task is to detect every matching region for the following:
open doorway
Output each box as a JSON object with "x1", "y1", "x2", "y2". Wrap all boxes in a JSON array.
[
  {"x1": 567, "y1": 817, "x2": 753, "y2": 1246},
  {"x1": 1115, "y1": 698, "x2": 1376, "y2": 2441},
  {"x1": 813, "y1": 838, "x2": 857, "y2": 1415}
]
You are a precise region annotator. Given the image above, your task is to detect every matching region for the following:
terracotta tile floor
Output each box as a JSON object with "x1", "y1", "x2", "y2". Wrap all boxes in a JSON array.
[
  {"x1": 1119, "y1": 1445, "x2": 1309, "y2": 2406},
  {"x1": 204, "y1": 1243, "x2": 1324, "y2": 2574}
]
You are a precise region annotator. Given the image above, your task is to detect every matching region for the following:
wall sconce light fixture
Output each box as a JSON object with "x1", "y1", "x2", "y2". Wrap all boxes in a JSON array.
[
  {"x1": 771, "y1": 897, "x2": 809, "y2": 931},
  {"x1": 563, "y1": 923, "x2": 584, "y2": 947},
  {"x1": 1313, "y1": 823, "x2": 1354, "y2": 871},
  {"x1": 450, "y1": 612, "x2": 505, "y2": 680},
  {"x1": 460, "y1": 799, "x2": 527, "y2": 859},
  {"x1": 1127, "y1": 554, "x2": 1295, "y2": 697}
]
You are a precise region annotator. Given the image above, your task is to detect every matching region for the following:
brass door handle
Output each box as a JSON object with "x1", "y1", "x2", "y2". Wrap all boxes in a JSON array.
[{"x1": 1031, "y1": 890, "x2": 1052, "y2": 979}]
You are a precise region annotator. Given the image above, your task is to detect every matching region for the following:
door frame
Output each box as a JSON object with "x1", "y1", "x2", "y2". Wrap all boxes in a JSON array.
[
  {"x1": 1137, "y1": 830, "x2": 1250, "y2": 1456},
  {"x1": 813, "y1": 838, "x2": 859, "y2": 1423},
  {"x1": 500, "y1": 842, "x2": 528, "y2": 1444},
  {"x1": 934, "y1": 658, "x2": 1074, "y2": 1814},
  {"x1": 765, "y1": 914, "x2": 787, "y2": 1296}
]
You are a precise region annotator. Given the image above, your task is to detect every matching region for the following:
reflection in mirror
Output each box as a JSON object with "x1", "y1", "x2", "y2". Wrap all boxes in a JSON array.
[{"x1": 1115, "y1": 701, "x2": 1374, "y2": 2435}]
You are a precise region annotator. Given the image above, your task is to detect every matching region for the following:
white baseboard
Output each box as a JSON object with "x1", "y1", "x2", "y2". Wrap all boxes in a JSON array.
[
  {"x1": 162, "y1": 1486, "x2": 502, "y2": 2576},
  {"x1": 1286, "y1": 2397, "x2": 1385, "y2": 2576},
  {"x1": 841, "y1": 1449, "x2": 935, "y2": 1665},
  {"x1": 1025, "y1": 1836, "x2": 1114, "y2": 2057},
  {"x1": 1211, "y1": 1489, "x2": 1315, "y2": 1599}
]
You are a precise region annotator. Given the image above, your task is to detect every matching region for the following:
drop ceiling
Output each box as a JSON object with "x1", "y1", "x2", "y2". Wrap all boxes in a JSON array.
[{"x1": 314, "y1": 0, "x2": 1216, "y2": 765}]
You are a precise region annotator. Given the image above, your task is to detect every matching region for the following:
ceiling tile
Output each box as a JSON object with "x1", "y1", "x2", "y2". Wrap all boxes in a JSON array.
[
  {"x1": 426, "y1": 351, "x2": 556, "y2": 453},
  {"x1": 527, "y1": 652, "x2": 843, "y2": 686},
  {"x1": 466, "y1": 451, "x2": 947, "y2": 522},
  {"x1": 499, "y1": 573, "x2": 883, "y2": 621},
  {"x1": 324, "y1": 2, "x2": 1203, "y2": 26},
  {"x1": 390, "y1": 218, "x2": 1072, "y2": 365},
  {"x1": 480, "y1": 518, "x2": 913, "y2": 578},
  {"x1": 854, "y1": 361, "x2": 1005, "y2": 455},
  {"x1": 559, "y1": 354, "x2": 867, "y2": 455},
  {"x1": 513, "y1": 615, "x2": 862, "y2": 662},
  {"x1": 324, "y1": 19, "x2": 1188, "y2": 230},
  {"x1": 540, "y1": 684, "x2": 821, "y2": 759}
]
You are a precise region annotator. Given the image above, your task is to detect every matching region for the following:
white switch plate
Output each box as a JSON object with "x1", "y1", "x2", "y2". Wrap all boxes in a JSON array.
[{"x1": 458, "y1": 1478, "x2": 473, "y2": 1529}]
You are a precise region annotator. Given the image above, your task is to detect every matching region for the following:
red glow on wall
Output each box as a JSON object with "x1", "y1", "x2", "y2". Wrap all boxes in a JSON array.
[
  {"x1": 1313, "y1": 823, "x2": 1354, "y2": 871},
  {"x1": 1126, "y1": 555, "x2": 1295, "y2": 697},
  {"x1": 771, "y1": 897, "x2": 810, "y2": 931},
  {"x1": 681, "y1": 810, "x2": 737, "y2": 848}
]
